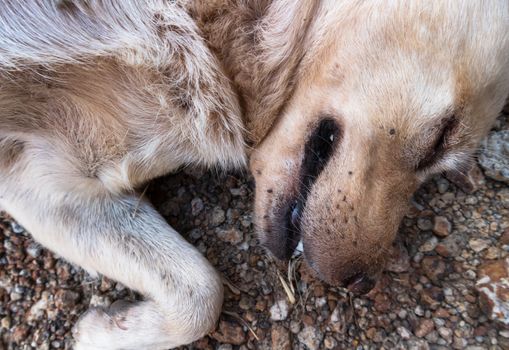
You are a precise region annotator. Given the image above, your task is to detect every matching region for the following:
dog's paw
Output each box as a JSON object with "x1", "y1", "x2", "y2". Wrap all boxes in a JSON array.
[
  {"x1": 73, "y1": 307, "x2": 116, "y2": 350},
  {"x1": 72, "y1": 299, "x2": 193, "y2": 350},
  {"x1": 73, "y1": 301, "x2": 134, "y2": 350}
]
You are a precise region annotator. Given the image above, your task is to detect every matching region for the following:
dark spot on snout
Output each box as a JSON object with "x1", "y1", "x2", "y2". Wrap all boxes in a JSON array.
[
  {"x1": 389, "y1": 128, "x2": 396, "y2": 135},
  {"x1": 267, "y1": 189, "x2": 273, "y2": 193}
]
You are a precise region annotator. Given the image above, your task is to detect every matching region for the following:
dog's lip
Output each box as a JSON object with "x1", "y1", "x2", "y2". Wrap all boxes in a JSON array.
[
  {"x1": 261, "y1": 193, "x2": 304, "y2": 260},
  {"x1": 281, "y1": 196, "x2": 304, "y2": 258},
  {"x1": 288, "y1": 198, "x2": 305, "y2": 234},
  {"x1": 263, "y1": 118, "x2": 340, "y2": 260},
  {"x1": 290, "y1": 201, "x2": 301, "y2": 228}
]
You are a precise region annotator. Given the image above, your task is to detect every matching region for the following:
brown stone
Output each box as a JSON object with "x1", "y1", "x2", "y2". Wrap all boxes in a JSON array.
[
  {"x1": 421, "y1": 256, "x2": 446, "y2": 282},
  {"x1": 271, "y1": 325, "x2": 291, "y2": 350},
  {"x1": 433, "y1": 216, "x2": 452, "y2": 237},
  {"x1": 435, "y1": 234, "x2": 462, "y2": 258},
  {"x1": 323, "y1": 335, "x2": 337, "y2": 349},
  {"x1": 211, "y1": 320, "x2": 246, "y2": 345},
  {"x1": 435, "y1": 243, "x2": 452, "y2": 257},
  {"x1": 244, "y1": 311, "x2": 256, "y2": 322},
  {"x1": 414, "y1": 319, "x2": 435, "y2": 338},
  {"x1": 465, "y1": 294, "x2": 477, "y2": 303},
  {"x1": 302, "y1": 314, "x2": 314, "y2": 326},
  {"x1": 11, "y1": 325, "x2": 29, "y2": 343},
  {"x1": 327, "y1": 300, "x2": 337, "y2": 311},
  {"x1": 500, "y1": 229, "x2": 509, "y2": 245},
  {"x1": 255, "y1": 299, "x2": 267, "y2": 312},
  {"x1": 476, "y1": 257, "x2": 509, "y2": 326},
  {"x1": 216, "y1": 228, "x2": 243, "y2": 244},
  {"x1": 366, "y1": 327, "x2": 377, "y2": 340},
  {"x1": 374, "y1": 293, "x2": 391, "y2": 313},
  {"x1": 42, "y1": 254, "x2": 55, "y2": 270},
  {"x1": 313, "y1": 284, "x2": 325, "y2": 297},
  {"x1": 479, "y1": 257, "x2": 509, "y2": 281},
  {"x1": 474, "y1": 325, "x2": 488, "y2": 337},
  {"x1": 54, "y1": 289, "x2": 80, "y2": 309},
  {"x1": 434, "y1": 308, "x2": 449, "y2": 318},
  {"x1": 56, "y1": 263, "x2": 71, "y2": 283},
  {"x1": 420, "y1": 287, "x2": 444, "y2": 309}
]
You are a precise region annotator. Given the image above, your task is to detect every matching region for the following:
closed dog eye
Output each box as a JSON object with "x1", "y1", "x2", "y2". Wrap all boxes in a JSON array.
[{"x1": 415, "y1": 116, "x2": 459, "y2": 170}]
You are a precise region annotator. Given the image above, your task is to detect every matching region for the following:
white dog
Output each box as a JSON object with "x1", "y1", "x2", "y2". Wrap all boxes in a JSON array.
[{"x1": 0, "y1": 1, "x2": 508, "y2": 349}]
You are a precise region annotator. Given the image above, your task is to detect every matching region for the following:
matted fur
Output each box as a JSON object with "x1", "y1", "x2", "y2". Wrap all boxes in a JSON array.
[{"x1": 0, "y1": 1, "x2": 508, "y2": 349}]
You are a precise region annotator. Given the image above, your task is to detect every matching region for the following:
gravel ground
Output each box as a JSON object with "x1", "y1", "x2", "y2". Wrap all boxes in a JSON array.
[{"x1": 1, "y1": 107, "x2": 508, "y2": 350}]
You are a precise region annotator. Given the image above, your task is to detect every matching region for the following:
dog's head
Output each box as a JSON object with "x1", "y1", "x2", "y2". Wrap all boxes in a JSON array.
[{"x1": 250, "y1": 2, "x2": 509, "y2": 294}]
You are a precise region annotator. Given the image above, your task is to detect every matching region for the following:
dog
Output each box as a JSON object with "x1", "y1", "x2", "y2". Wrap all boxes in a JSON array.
[{"x1": 0, "y1": 1, "x2": 508, "y2": 349}]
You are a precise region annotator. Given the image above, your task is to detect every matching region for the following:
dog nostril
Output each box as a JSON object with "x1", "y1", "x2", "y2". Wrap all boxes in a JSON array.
[
  {"x1": 343, "y1": 273, "x2": 376, "y2": 295},
  {"x1": 301, "y1": 118, "x2": 340, "y2": 189}
]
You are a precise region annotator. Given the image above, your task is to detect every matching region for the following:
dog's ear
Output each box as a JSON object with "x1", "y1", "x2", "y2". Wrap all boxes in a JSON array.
[{"x1": 0, "y1": 1, "x2": 246, "y2": 169}]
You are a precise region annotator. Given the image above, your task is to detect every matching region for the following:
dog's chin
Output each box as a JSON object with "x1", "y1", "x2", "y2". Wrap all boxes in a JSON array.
[{"x1": 265, "y1": 234, "x2": 381, "y2": 295}]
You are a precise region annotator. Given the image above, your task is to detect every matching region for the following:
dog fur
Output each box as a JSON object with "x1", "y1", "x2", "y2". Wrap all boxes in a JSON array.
[{"x1": 0, "y1": 1, "x2": 508, "y2": 349}]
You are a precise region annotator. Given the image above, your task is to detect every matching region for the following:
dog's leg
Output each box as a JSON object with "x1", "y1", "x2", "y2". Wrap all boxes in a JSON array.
[
  {"x1": 0, "y1": 154, "x2": 223, "y2": 350},
  {"x1": 0, "y1": 1, "x2": 246, "y2": 171}
]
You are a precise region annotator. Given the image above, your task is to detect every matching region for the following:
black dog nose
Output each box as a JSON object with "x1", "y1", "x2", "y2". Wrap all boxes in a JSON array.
[{"x1": 343, "y1": 273, "x2": 376, "y2": 295}]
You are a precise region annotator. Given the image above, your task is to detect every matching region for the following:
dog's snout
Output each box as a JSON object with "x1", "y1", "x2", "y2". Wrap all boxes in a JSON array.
[
  {"x1": 260, "y1": 119, "x2": 342, "y2": 260},
  {"x1": 306, "y1": 249, "x2": 379, "y2": 294},
  {"x1": 342, "y1": 272, "x2": 376, "y2": 295}
]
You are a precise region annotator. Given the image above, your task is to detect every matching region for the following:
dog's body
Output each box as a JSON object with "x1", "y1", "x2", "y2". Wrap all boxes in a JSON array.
[{"x1": 0, "y1": 1, "x2": 508, "y2": 349}]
